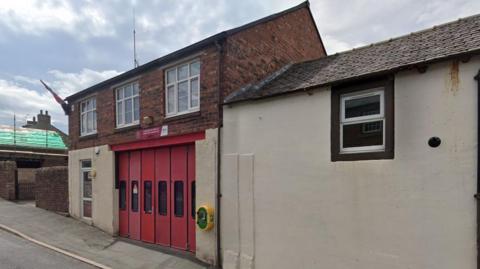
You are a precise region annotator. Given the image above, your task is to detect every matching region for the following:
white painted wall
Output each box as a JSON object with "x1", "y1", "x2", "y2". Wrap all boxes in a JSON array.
[
  {"x1": 221, "y1": 57, "x2": 479, "y2": 269},
  {"x1": 195, "y1": 128, "x2": 219, "y2": 265},
  {"x1": 68, "y1": 145, "x2": 118, "y2": 234}
]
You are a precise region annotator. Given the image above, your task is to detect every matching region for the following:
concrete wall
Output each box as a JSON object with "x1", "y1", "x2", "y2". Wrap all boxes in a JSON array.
[
  {"x1": 221, "y1": 58, "x2": 479, "y2": 269},
  {"x1": 195, "y1": 128, "x2": 219, "y2": 265},
  {"x1": 68, "y1": 145, "x2": 118, "y2": 234}
]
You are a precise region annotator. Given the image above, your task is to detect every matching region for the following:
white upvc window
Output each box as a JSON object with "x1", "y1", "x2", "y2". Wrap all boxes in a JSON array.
[
  {"x1": 116, "y1": 82, "x2": 140, "y2": 128},
  {"x1": 340, "y1": 87, "x2": 385, "y2": 153},
  {"x1": 165, "y1": 60, "x2": 200, "y2": 117},
  {"x1": 80, "y1": 97, "x2": 97, "y2": 136}
]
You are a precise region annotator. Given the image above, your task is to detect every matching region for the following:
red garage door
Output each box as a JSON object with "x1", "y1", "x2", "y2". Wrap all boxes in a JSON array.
[{"x1": 118, "y1": 144, "x2": 196, "y2": 252}]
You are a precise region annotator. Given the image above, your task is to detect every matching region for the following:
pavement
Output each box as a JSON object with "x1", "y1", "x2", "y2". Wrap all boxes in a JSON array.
[
  {"x1": 0, "y1": 229, "x2": 95, "y2": 269},
  {"x1": 0, "y1": 199, "x2": 209, "y2": 269}
]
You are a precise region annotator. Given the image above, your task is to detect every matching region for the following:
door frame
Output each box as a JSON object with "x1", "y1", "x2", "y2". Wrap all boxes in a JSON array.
[{"x1": 80, "y1": 159, "x2": 93, "y2": 220}]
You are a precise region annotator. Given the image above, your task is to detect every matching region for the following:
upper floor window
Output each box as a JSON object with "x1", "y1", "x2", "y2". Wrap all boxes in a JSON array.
[
  {"x1": 80, "y1": 97, "x2": 97, "y2": 136},
  {"x1": 165, "y1": 60, "x2": 200, "y2": 117},
  {"x1": 116, "y1": 82, "x2": 140, "y2": 128},
  {"x1": 331, "y1": 79, "x2": 394, "y2": 161}
]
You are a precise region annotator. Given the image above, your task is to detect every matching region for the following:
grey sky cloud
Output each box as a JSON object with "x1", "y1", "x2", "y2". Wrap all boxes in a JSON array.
[{"x1": 0, "y1": 0, "x2": 479, "y2": 133}]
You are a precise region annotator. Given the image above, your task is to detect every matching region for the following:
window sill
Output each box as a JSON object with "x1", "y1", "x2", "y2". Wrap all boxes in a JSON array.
[
  {"x1": 164, "y1": 111, "x2": 201, "y2": 122},
  {"x1": 79, "y1": 133, "x2": 98, "y2": 140},
  {"x1": 332, "y1": 150, "x2": 394, "y2": 162},
  {"x1": 114, "y1": 124, "x2": 140, "y2": 133}
]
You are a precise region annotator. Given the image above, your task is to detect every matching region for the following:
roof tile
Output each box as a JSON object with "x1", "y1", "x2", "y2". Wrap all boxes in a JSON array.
[{"x1": 225, "y1": 14, "x2": 480, "y2": 103}]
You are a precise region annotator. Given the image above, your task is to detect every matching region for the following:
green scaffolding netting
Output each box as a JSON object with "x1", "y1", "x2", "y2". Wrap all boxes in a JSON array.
[{"x1": 0, "y1": 126, "x2": 66, "y2": 150}]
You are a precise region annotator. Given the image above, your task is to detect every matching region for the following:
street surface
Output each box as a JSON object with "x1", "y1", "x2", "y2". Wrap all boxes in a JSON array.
[{"x1": 0, "y1": 229, "x2": 95, "y2": 269}]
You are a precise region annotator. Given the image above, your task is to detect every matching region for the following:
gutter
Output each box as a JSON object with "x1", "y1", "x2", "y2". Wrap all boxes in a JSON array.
[{"x1": 475, "y1": 70, "x2": 480, "y2": 269}]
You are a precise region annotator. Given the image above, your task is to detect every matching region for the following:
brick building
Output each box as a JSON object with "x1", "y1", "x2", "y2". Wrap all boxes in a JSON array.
[
  {"x1": 65, "y1": 2, "x2": 325, "y2": 265},
  {"x1": 0, "y1": 110, "x2": 68, "y2": 201}
]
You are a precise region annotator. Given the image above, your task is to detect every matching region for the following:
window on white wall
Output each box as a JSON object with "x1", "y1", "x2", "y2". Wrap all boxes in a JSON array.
[
  {"x1": 116, "y1": 82, "x2": 140, "y2": 127},
  {"x1": 331, "y1": 79, "x2": 394, "y2": 161},
  {"x1": 80, "y1": 97, "x2": 97, "y2": 136},
  {"x1": 340, "y1": 88, "x2": 385, "y2": 153},
  {"x1": 165, "y1": 60, "x2": 200, "y2": 117}
]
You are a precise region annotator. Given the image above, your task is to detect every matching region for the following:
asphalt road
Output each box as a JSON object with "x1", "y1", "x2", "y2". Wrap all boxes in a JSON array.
[{"x1": 0, "y1": 229, "x2": 96, "y2": 269}]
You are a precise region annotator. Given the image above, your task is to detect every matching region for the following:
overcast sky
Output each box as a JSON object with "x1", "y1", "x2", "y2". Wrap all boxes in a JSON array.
[{"x1": 0, "y1": 0, "x2": 479, "y2": 133}]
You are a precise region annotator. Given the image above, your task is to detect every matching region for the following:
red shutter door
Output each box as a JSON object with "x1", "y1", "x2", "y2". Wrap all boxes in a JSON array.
[
  {"x1": 141, "y1": 149, "x2": 155, "y2": 243},
  {"x1": 187, "y1": 144, "x2": 196, "y2": 252},
  {"x1": 155, "y1": 147, "x2": 171, "y2": 246},
  {"x1": 170, "y1": 145, "x2": 188, "y2": 250},
  {"x1": 118, "y1": 152, "x2": 129, "y2": 237},
  {"x1": 128, "y1": 151, "x2": 141, "y2": 241}
]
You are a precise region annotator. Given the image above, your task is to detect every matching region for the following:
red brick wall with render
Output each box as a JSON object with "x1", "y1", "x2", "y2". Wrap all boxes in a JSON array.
[
  {"x1": 35, "y1": 167, "x2": 69, "y2": 213},
  {"x1": 0, "y1": 161, "x2": 16, "y2": 200},
  {"x1": 69, "y1": 46, "x2": 221, "y2": 150},
  {"x1": 223, "y1": 6, "x2": 326, "y2": 98},
  {"x1": 68, "y1": 5, "x2": 325, "y2": 150}
]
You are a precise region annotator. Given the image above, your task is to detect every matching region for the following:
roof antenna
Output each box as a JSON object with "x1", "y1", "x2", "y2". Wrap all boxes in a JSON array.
[{"x1": 133, "y1": 7, "x2": 139, "y2": 68}]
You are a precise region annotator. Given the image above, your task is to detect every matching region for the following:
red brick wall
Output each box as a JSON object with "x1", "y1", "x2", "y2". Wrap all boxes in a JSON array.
[
  {"x1": 35, "y1": 166, "x2": 68, "y2": 213},
  {"x1": 69, "y1": 46, "x2": 221, "y2": 150},
  {"x1": 222, "y1": 6, "x2": 325, "y2": 98},
  {"x1": 69, "y1": 6, "x2": 325, "y2": 150},
  {"x1": 0, "y1": 161, "x2": 16, "y2": 200}
]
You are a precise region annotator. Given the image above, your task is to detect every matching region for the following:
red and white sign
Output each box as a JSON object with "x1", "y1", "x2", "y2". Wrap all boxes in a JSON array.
[{"x1": 136, "y1": 125, "x2": 168, "y2": 140}]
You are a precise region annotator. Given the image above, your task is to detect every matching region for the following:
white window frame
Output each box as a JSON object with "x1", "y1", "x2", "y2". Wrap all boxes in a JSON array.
[
  {"x1": 340, "y1": 87, "x2": 385, "y2": 154},
  {"x1": 80, "y1": 97, "x2": 97, "y2": 136},
  {"x1": 165, "y1": 59, "x2": 200, "y2": 117},
  {"x1": 116, "y1": 82, "x2": 140, "y2": 128},
  {"x1": 80, "y1": 160, "x2": 92, "y2": 220}
]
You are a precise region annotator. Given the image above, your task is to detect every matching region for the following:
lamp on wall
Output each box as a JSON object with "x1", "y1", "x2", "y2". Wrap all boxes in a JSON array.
[{"x1": 143, "y1": 116, "x2": 153, "y2": 125}]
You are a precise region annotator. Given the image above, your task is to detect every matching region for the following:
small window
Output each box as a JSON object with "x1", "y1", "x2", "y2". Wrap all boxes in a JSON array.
[
  {"x1": 131, "y1": 181, "x2": 139, "y2": 212},
  {"x1": 165, "y1": 60, "x2": 200, "y2": 117},
  {"x1": 340, "y1": 89, "x2": 385, "y2": 153},
  {"x1": 332, "y1": 79, "x2": 394, "y2": 161},
  {"x1": 158, "y1": 181, "x2": 167, "y2": 216},
  {"x1": 144, "y1": 181, "x2": 152, "y2": 214},
  {"x1": 174, "y1": 181, "x2": 184, "y2": 217},
  {"x1": 80, "y1": 97, "x2": 97, "y2": 136},
  {"x1": 116, "y1": 82, "x2": 140, "y2": 128},
  {"x1": 119, "y1": 181, "x2": 126, "y2": 210}
]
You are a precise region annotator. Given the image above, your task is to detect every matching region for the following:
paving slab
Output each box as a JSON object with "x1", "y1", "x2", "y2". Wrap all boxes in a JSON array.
[{"x1": 0, "y1": 199, "x2": 209, "y2": 269}]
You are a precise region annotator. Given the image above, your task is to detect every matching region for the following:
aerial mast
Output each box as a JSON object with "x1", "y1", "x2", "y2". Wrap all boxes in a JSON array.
[{"x1": 133, "y1": 7, "x2": 139, "y2": 68}]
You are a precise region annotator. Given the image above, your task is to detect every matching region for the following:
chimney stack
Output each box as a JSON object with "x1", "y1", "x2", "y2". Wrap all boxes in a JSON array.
[{"x1": 37, "y1": 110, "x2": 51, "y2": 126}]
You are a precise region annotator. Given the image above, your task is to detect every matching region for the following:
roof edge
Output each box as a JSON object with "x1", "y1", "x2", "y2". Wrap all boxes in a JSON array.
[
  {"x1": 225, "y1": 49, "x2": 480, "y2": 105},
  {"x1": 331, "y1": 13, "x2": 480, "y2": 56},
  {"x1": 66, "y1": 1, "x2": 311, "y2": 102},
  {"x1": 224, "y1": 63, "x2": 293, "y2": 104}
]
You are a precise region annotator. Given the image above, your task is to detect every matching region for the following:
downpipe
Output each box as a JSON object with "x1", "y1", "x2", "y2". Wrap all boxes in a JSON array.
[
  {"x1": 474, "y1": 69, "x2": 480, "y2": 269},
  {"x1": 215, "y1": 37, "x2": 226, "y2": 268}
]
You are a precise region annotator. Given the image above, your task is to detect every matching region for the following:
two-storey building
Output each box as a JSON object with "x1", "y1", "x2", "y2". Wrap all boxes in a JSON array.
[{"x1": 65, "y1": 2, "x2": 325, "y2": 265}]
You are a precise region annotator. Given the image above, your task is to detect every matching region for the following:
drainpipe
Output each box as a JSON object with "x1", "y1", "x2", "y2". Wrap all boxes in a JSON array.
[
  {"x1": 475, "y1": 69, "x2": 480, "y2": 269},
  {"x1": 215, "y1": 36, "x2": 226, "y2": 268}
]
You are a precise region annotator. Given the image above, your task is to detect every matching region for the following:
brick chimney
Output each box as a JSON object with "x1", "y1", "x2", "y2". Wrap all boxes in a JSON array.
[{"x1": 37, "y1": 110, "x2": 51, "y2": 126}]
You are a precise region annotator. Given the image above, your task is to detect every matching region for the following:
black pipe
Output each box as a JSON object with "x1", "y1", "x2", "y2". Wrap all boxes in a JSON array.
[
  {"x1": 475, "y1": 69, "x2": 480, "y2": 269},
  {"x1": 215, "y1": 38, "x2": 226, "y2": 268}
]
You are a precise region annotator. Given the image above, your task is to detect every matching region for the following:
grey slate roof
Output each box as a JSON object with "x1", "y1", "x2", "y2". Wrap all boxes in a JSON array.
[{"x1": 225, "y1": 14, "x2": 480, "y2": 104}]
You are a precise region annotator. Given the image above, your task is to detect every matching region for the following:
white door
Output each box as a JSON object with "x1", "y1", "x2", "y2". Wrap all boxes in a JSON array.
[{"x1": 80, "y1": 160, "x2": 92, "y2": 219}]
